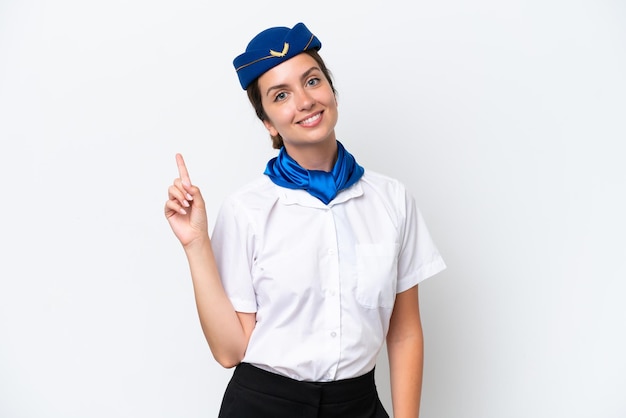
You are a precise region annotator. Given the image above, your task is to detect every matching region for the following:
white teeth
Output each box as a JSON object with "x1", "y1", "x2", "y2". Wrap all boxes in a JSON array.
[{"x1": 301, "y1": 113, "x2": 320, "y2": 124}]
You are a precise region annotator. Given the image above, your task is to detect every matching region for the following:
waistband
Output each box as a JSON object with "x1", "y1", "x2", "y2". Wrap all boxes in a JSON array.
[{"x1": 232, "y1": 363, "x2": 378, "y2": 406}]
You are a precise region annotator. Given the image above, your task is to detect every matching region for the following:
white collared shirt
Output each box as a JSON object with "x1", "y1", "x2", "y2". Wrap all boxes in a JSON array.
[{"x1": 211, "y1": 170, "x2": 446, "y2": 381}]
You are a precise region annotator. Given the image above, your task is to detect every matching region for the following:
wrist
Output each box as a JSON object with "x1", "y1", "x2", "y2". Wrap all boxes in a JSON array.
[{"x1": 183, "y1": 234, "x2": 212, "y2": 255}]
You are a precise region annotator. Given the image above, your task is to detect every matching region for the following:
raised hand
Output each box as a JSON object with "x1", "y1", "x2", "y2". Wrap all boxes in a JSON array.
[
  {"x1": 164, "y1": 153, "x2": 209, "y2": 247},
  {"x1": 164, "y1": 155, "x2": 254, "y2": 365}
]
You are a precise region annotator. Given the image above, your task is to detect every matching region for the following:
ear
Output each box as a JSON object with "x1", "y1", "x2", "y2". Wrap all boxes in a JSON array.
[{"x1": 263, "y1": 119, "x2": 279, "y2": 137}]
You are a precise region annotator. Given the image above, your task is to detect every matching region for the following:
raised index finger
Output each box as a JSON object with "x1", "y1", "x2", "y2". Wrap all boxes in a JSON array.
[{"x1": 175, "y1": 153, "x2": 192, "y2": 185}]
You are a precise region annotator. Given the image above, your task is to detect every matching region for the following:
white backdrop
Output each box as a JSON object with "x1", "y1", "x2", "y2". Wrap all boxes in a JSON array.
[{"x1": 1, "y1": 0, "x2": 625, "y2": 417}]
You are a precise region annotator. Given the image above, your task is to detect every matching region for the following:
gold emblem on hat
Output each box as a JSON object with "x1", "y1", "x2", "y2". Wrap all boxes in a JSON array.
[{"x1": 269, "y1": 42, "x2": 289, "y2": 57}]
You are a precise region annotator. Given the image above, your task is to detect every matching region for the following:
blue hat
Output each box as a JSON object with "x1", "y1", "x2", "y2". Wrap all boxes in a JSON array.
[{"x1": 233, "y1": 22, "x2": 322, "y2": 90}]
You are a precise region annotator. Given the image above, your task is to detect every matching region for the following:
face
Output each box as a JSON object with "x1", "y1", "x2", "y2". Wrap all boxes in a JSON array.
[{"x1": 257, "y1": 53, "x2": 338, "y2": 152}]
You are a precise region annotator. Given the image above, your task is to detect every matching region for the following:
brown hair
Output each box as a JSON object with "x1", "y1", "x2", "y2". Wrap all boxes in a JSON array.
[{"x1": 245, "y1": 49, "x2": 337, "y2": 149}]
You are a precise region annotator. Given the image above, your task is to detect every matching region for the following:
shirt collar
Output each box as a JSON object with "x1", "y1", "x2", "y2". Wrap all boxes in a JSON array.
[{"x1": 276, "y1": 180, "x2": 363, "y2": 208}]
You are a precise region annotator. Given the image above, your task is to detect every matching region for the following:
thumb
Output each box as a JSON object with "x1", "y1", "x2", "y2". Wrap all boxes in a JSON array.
[{"x1": 183, "y1": 182, "x2": 207, "y2": 214}]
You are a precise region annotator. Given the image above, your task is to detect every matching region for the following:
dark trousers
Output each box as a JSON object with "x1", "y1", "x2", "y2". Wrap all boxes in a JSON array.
[{"x1": 218, "y1": 363, "x2": 389, "y2": 418}]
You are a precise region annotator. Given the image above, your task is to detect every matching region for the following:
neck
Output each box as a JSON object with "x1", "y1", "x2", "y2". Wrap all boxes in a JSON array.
[{"x1": 284, "y1": 140, "x2": 338, "y2": 172}]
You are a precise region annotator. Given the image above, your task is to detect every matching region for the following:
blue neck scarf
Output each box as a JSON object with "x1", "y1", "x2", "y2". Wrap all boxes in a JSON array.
[{"x1": 264, "y1": 141, "x2": 364, "y2": 204}]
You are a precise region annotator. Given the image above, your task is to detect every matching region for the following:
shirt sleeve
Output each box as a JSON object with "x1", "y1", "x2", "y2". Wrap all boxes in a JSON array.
[
  {"x1": 210, "y1": 197, "x2": 258, "y2": 313},
  {"x1": 396, "y1": 188, "x2": 447, "y2": 293}
]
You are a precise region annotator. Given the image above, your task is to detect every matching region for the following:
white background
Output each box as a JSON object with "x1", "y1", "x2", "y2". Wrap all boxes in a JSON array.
[{"x1": 1, "y1": 0, "x2": 625, "y2": 417}]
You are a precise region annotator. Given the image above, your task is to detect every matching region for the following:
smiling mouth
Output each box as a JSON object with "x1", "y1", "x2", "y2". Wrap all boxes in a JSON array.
[{"x1": 298, "y1": 112, "x2": 322, "y2": 126}]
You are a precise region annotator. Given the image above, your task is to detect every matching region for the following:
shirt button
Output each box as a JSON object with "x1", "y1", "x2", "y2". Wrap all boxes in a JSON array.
[
  {"x1": 330, "y1": 331, "x2": 337, "y2": 338},
  {"x1": 328, "y1": 248, "x2": 335, "y2": 255}
]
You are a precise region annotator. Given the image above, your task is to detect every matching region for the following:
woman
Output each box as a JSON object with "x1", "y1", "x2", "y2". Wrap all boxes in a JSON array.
[{"x1": 165, "y1": 22, "x2": 446, "y2": 418}]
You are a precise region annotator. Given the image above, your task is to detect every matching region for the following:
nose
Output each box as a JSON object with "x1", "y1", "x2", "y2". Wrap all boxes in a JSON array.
[{"x1": 295, "y1": 88, "x2": 314, "y2": 111}]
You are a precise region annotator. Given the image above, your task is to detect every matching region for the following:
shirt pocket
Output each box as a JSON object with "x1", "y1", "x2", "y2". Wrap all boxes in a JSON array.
[{"x1": 355, "y1": 243, "x2": 399, "y2": 309}]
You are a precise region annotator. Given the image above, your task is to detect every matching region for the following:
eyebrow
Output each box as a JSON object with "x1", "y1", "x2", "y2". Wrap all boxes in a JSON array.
[{"x1": 265, "y1": 66, "x2": 322, "y2": 97}]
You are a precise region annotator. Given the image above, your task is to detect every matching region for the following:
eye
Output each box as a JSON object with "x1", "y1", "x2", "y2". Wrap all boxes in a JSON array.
[
  {"x1": 307, "y1": 77, "x2": 321, "y2": 87},
  {"x1": 274, "y1": 91, "x2": 288, "y2": 102}
]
